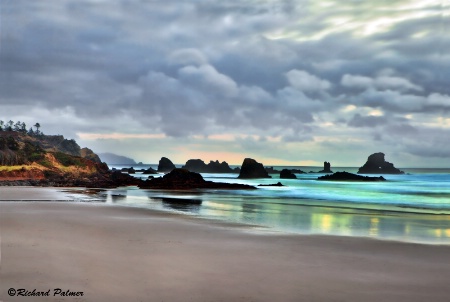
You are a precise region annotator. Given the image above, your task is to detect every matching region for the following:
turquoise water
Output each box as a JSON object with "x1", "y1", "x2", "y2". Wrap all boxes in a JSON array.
[{"x1": 105, "y1": 165, "x2": 450, "y2": 244}]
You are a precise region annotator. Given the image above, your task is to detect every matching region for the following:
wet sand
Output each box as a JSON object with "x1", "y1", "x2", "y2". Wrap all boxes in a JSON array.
[
  {"x1": 1, "y1": 194, "x2": 450, "y2": 301},
  {"x1": 0, "y1": 187, "x2": 74, "y2": 201}
]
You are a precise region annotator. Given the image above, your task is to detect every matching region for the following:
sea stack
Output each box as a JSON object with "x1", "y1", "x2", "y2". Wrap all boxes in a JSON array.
[
  {"x1": 318, "y1": 161, "x2": 332, "y2": 173},
  {"x1": 157, "y1": 157, "x2": 176, "y2": 173},
  {"x1": 238, "y1": 158, "x2": 271, "y2": 179},
  {"x1": 182, "y1": 159, "x2": 234, "y2": 173},
  {"x1": 358, "y1": 153, "x2": 404, "y2": 174}
]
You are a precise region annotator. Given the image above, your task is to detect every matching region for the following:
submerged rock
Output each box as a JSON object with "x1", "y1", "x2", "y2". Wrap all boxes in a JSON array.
[
  {"x1": 157, "y1": 157, "x2": 176, "y2": 173},
  {"x1": 358, "y1": 153, "x2": 404, "y2": 174},
  {"x1": 318, "y1": 171, "x2": 386, "y2": 181},
  {"x1": 238, "y1": 158, "x2": 271, "y2": 179},
  {"x1": 258, "y1": 182, "x2": 284, "y2": 187},
  {"x1": 139, "y1": 168, "x2": 256, "y2": 190},
  {"x1": 265, "y1": 167, "x2": 281, "y2": 174}
]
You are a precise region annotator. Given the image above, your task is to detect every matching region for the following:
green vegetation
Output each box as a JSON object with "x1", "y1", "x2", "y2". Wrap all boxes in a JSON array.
[
  {"x1": 0, "y1": 120, "x2": 99, "y2": 176},
  {"x1": 53, "y1": 152, "x2": 85, "y2": 167},
  {"x1": 38, "y1": 158, "x2": 53, "y2": 168}
]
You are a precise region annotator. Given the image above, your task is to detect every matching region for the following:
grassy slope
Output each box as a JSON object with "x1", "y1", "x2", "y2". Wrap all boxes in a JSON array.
[{"x1": 0, "y1": 132, "x2": 102, "y2": 179}]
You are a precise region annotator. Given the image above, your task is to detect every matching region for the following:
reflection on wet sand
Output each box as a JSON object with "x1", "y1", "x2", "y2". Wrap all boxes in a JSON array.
[
  {"x1": 155, "y1": 197, "x2": 202, "y2": 212},
  {"x1": 102, "y1": 188, "x2": 450, "y2": 244}
]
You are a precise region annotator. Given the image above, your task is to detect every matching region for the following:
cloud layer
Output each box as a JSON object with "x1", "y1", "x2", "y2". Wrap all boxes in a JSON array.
[{"x1": 1, "y1": 0, "x2": 449, "y2": 166}]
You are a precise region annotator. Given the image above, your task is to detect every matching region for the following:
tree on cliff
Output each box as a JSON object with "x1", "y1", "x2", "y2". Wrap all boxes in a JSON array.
[
  {"x1": 6, "y1": 120, "x2": 14, "y2": 131},
  {"x1": 34, "y1": 123, "x2": 41, "y2": 135}
]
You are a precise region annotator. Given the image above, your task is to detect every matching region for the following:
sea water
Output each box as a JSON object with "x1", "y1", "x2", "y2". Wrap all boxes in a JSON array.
[{"x1": 105, "y1": 165, "x2": 450, "y2": 244}]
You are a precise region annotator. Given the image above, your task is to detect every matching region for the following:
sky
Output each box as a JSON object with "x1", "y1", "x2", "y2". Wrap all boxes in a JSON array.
[{"x1": 1, "y1": 0, "x2": 449, "y2": 167}]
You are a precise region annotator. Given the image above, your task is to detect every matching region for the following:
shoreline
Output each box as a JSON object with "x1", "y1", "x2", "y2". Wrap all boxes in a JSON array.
[
  {"x1": 1, "y1": 186, "x2": 449, "y2": 245},
  {"x1": 1, "y1": 199, "x2": 450, "y2": 301}
]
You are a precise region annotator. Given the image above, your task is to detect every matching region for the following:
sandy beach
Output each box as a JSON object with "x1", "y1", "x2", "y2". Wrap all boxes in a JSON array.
[{"x1": 1, "y1": 189, "x2": 450, "y2": 302}]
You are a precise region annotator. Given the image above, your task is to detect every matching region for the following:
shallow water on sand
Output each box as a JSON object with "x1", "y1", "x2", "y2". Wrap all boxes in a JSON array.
[{"x1": 103, "y1": 166, "x2": 450, "y2": 244}]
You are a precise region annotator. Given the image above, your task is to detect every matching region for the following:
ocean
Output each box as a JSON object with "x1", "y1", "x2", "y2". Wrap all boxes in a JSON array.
[{"x1": 103, "y1": 165, "x2": 450, "y2": 244}]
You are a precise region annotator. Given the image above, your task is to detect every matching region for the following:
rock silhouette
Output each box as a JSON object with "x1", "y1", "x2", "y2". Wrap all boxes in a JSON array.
[
  {"x1": 358, "y1": 153, "x2": 404, "y2": 174},
  {"x1": 280, "y1": 169, "x2": 297, "y2": 179},
  {"x1": 182, "y1": 159, "x2": 234, "y2": 173},
  {"x1": 318, "y1": 172, "x2": 386, "y2": 181},
  {"x1": 238, "y1": 158, "x2": 271, "y2": 179},
  {"x1": 142, "y1": 167, "x2": 158, "y2": 174},
  {"x1": 157, "y1": 157, "x2": 176, "y2": 172},
  {"x1": 139, "y1": 168, "x2": 256, "y2": 190},
  {"x1": 318, "y1": 161, "x2": 332, "y2": 173}
]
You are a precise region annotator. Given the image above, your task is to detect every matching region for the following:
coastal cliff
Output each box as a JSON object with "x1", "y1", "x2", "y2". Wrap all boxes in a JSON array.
[{"x1": 0, "y1": 130, "x2": 140, "y2": 187}]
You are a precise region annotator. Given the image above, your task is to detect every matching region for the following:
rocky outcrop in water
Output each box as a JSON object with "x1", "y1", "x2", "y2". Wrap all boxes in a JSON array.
[
  {"x1": 358, "y1": 153, "x2": 404, "y2": 174},
  {"x1": 318, "y1": 161, "x2": 332, "y2": 173},
  {"x1": 139, "y1": 168, "x2": 256, "y2": 190},
  {"x1": 206, "y1": 160, "x2": 234, "y2": 173},
  {"x1": 238, "y1": 158, "x2": 271, "y2": 179},
  {"x1": 318, "y1": 171, "x2": 386, "y2": 181},
  {"x1": 121, "y1": 167, "x2": 136, "y2": 174},
  {"x1": 280, "y1": 169, "x2": 297, "y2": 179},
  {"x1": 142, "y1": 167, "x2": 158, "y2": 174},
  {"x1": 182, "y1": 159, "x2": 234, "y2": 173},
  {"x1": 265, "y1": 167, "x2": 281, "y2": 174},
  {"x1": 157, "y1": 157, "x2": 176, "y2": 173}
]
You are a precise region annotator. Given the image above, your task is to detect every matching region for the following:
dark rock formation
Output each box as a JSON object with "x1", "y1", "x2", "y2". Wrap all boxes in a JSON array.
[
  {"x1": 258, "y1": 182, "x2": 284, "y2": 187},
  {"x1": 318, "y1": 161, "x2": 332, "y2": 173},
  {"x1": 182, "y1": 159, "x2": 207, "y2": 172},
  {"x1": 238, "y1": 158, "x2": 271, "y2": 179},
  {"x1": 358, "y1": 153, "x2": 404, "y2": 174},
  {"x1": 121, "y1": 167, "x2": 136, "y2": 174},
  {"x1": 181, "y1": 159, "x2": 234, "y2": 173},
  {"x1": 157, "y1": 157, "x2": 176, "y2": 172},
  {"x1": 318, "y1": 172, "x2": 386, "y2": 181},
  {"x1": 139, "y1": 168, "x2": 256, "y2": 190},
  {"x1": 206, "y1": 160, "x2": 234, "y2": 173},
  {"x1": 142, "y1": 167, "x2": 158, "y2": 174},
  {"x1": 291, "y1": 169, "x2": 306, "y2": 174},
  {"x1": 265, "y1": 167, "x2": 281, "y2": 174},
  {"x1": 280, "y1": 169, "x2": 297, "y2": 179}
]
